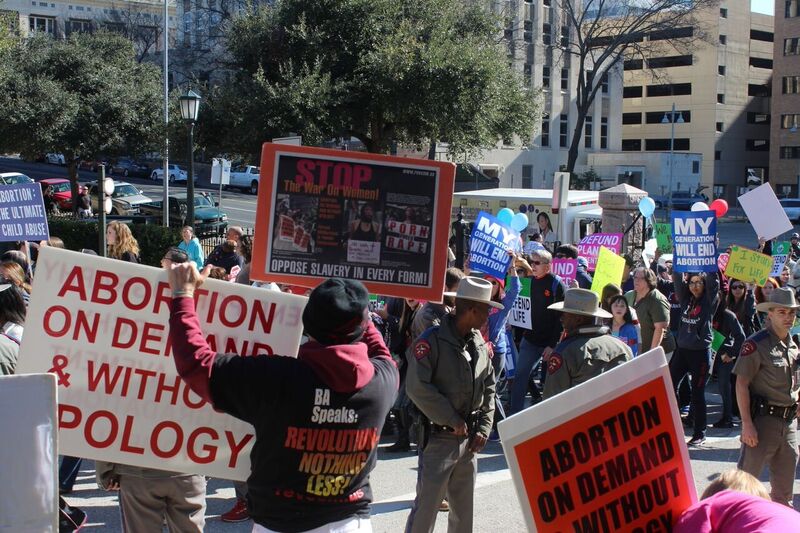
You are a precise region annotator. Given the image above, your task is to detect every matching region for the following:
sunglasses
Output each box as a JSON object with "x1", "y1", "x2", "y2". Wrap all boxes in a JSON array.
[
  {"x1": 531, "y1": 260, "x2": 548, "y2": 265},
  {"x1": 731, "y1": 285, "x2": 745, "y2": 290}
]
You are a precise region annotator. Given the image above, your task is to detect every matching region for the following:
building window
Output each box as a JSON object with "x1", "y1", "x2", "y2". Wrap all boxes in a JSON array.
[
  {"x1": 717, "y1": 93, "x2": 725, "y2": 104},
  {"x1": 622, "y1": 112, "x2": 642, "y2": 125},
  {"x1": 715, "y1": 151, "x2": 721, "y2": 160},
  {"x1": 543, "y1": 0, "x2": 551, "y2": 6},
  {"x1": 600, "y1": 117, "x2": 608, "y2": 149},
  {"x1": 720, "y1": 7, "x2": 727, "y2": 18},
  {"x1": 649, "y1": 27, "x2": 693, "y2": 41},
  {"x1": 542, "y1": 23, "x2": 551, "y2": 46},
  {"x1": 692, "y1": 161, "x2": 700, "y2": 174},
  {"x1": 645, "y1": 138, "x2": 690, "y2": 151},
  {"x1": 645, "y1": 110, "x2": 691, "y2": 124},
  {"x1": 748, "y1": 84, "x2": 771, "y2": 97},
  {"x1": 648, "y1": 55, "x2": 693, "y2": 69},
  {"x1": 584, "y1": 116, "x2": 593, "y2": 148},
  {"x1": 747, "y1": 112, "x2": 770, "y2": 124},
  {"x1": 624, "y1": 59, "x2": 643, "y2": 70},
  {"x1": 783, "y1": 76, "x2": 800, "y2": 94},
  {"x1": 719, "y1": 34, "x2": 727, "y2": 45},
  {"x1": 749, "y1": 57, "x2": 773, "y2": 69},
  {"x1": 541, "y1": 118, "x2": 550, "y2": 147},
  {"x1": 782, "y1": 114, "x2": 800, "y2": 129},
  {"x1": 560, "y1": 114, "x2": 568, "y2": 147},
  {"x1": 522, "y1": 165, "x2": 533, "y2": 189},
  {"x1": 561, "y1": 68, "x2": 568, "y2": 91},
  {"x1": 68, "y1": 18, "x2": 90, "y2": 33},
  {"x1": 785, "y1": 37, "x2": 800, "y2": 55},
  {"x1": 623, "y1": 86, "x2": 643, "y2": 98},
  {"x1": 787, "y1": 1, "x2": 799, "y2": 18},
  {"x1": 523, "y1": 64, "x2": 532, "y2": 87},
  {"x1": 746, "y1": 139, "x2": 770, "y2": 151},
  {"x1": 29, "y1": 15, "x2": 55, "y2": 35},
  {"x1": 716, "y1": 122, "x2": 724, "y2": 132},
  {"x1": 622, "y1": 139, "x2": 641, "y2": 151},
  {"x1": 780, "y1": 146, "x2": 800, "y2": 159},
  {"x1": 646, "y1": 83, "x2": 692, "y2": 97},
  {"x1": 718, "y1": 65, "x2": 726, "y2": 75},
  {"x1": 713, "y1": 185, "x2": 726, "y2": 198},
  {"x1": 560, "y1": 26, "x2": 569, "y2": 47},
  {"x1": 542, "y1": 66, "x2": 550, "y2": 89},
  {"x1": 601, "y1": 72, "x2": 609, "y2": 94},
  {"x1": 750, "y1": 29, "x2": 774, "y2": 42}
]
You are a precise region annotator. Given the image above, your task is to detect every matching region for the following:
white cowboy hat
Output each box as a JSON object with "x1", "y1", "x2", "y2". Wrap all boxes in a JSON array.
[
  {"x1": 443, "y1": 276, "x2": 504, "y2": 309},
  {"x1": 756, "y1": 286, "x2": 800, "y2": 313},
  {"x1": 548, "y1": 288, "x2": 613, "y2": 319}
]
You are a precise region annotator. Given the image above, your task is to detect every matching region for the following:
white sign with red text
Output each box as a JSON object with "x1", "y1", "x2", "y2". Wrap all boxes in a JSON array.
[{"x1": 16, "y1": 247, "x2": 308, "y2": 481}]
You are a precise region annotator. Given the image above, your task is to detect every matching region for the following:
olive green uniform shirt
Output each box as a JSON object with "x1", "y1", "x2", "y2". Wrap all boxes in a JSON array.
[{"x1": 626, "y1": 289, "x2": 676, "y2": 353}]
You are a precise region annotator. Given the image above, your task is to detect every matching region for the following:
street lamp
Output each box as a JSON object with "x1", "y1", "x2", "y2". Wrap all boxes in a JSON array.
[
  {"x1": 179, "y1": 89, "x2": 201, "y2": 227},
  {"x1": 662, "y1": 103, "x2": 684, "y2": 217}
]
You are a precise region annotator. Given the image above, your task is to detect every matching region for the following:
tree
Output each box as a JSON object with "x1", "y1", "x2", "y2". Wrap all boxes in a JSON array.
[
  {"x1": 100, "y1": 3, "x2": 166, "y2": 63},
  {"x1": 205, "y1": 0, "x2": 537, "y2": 158},
  {"x1": 0, "y1": 32, "x2": 163, "y2": 213},
  {"x1": 558, "y1": 0, "x2": 715, "y2": 172}
]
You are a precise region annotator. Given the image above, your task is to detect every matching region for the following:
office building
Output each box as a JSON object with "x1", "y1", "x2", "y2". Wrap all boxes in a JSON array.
[{"x1": 770, "y1": 0, "x2": 800, "y2": 196}]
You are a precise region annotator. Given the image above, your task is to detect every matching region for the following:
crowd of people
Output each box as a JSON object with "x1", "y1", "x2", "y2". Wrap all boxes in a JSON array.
[{"x1": 2, "y1": 221, "x2": 800, "y2": 532}]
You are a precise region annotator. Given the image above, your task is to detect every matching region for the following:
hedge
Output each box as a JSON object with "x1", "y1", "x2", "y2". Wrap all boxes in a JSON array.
[{"x1": 47, "y1": 218, "x2": 183, "y2": 267}]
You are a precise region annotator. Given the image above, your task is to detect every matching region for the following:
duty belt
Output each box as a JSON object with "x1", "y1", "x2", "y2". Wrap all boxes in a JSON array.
[{"x1": 757, "y1": 402, "x2": 798, "y2": 421}]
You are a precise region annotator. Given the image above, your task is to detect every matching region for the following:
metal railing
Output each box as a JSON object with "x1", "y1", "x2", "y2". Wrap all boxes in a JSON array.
[{"x1": 199, "y1": 227, "x2": 255, "y2": 256}]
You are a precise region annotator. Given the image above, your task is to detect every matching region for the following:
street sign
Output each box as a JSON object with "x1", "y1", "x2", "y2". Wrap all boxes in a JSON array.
[{"x1": 211, "y1": 158, "x2": 231, "y2": 185}]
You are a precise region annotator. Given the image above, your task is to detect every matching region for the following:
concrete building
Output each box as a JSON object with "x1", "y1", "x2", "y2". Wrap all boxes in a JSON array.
[
  {"x1": 621, "y1": 3, "x2": 773, "y2": 203},
  {"x1": 463, "y1": 0, "x2": 624, "y2": 189},
  {"x1": 587, "y1": 151, "x2": 703, "y2": 194},
  {"x1": 769, "y1": 0, "x2": 800, "y2": 197}
]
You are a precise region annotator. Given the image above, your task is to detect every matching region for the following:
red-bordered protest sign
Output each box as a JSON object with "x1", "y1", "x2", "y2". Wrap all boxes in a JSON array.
[
  {"x1": 16, "y1": 247, "x2": 308, "y2": 481},
  {"x1": 498, "y1": 348, "x2": 696, "y2": 532},
  {"x1": 251, "y1": 144, "x2": 456, "y2": 301}
]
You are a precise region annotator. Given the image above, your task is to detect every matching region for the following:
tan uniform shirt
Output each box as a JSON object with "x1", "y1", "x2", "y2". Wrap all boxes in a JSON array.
[{"x1": 733, "y1": 327, "x2": 800, "y2": 407}]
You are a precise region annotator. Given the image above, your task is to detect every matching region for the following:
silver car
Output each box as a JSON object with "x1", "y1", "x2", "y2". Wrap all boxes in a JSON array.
[
  {"x1": 780, "y1": 198, "x2": 800, "y2": 223},
  {"x1": 89, "y1": 181, "x2": 152, "y2": 215}
]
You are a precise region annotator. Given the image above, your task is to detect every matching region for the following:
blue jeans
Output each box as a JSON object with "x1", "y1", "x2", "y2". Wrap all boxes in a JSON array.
[{"x1": 510, "y1": 339, "x2": 546, "y2": 415}]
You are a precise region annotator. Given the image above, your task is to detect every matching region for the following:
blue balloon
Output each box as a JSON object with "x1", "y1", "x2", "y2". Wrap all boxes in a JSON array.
[
  {"x1": 511, "y1": 212, "x2": 529, "y2": 232},
  {"x1": 497, "y1": 208, "x2": 514, "y2": 225},
  {"x1": 638, "y1": 197, "x2": 656, "y2": 218}
]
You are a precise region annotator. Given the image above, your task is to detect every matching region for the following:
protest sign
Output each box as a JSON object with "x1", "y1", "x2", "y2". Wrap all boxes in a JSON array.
[
  {"x1": 590, "y1": 247, "x2": 626, "y2": 296},
  {"x1": 717, "y1": 253, "x2": 730, "y2": 273},
  {"x1": 654, "y1": 223, "x2": 673, "y2": 253},
  {"x1": 497, "y1": 348, "x2": 696, "y2": 532},
  {"x1": 578, "y1": 233, "x2": 623, "y2": 271},
  {"x1": 468, "y1": 212, "x2": 519, "y2": 279},
  {"x1": 0, "y1": 182, "x2": 49, "y2": 242},
  {"x1": 251, "y1": 143, "x2": 456, "y2": 301},
  {"x1": 0, "y1": 373, "x2": 58, "y2": 531},
  {"x1": 552, "y1": 258, "x2": 577, "y2": 286},
  {"x1": 711, "y1": 330, "x2": 726, "y2": 354},
  {"x1": 508, "y1": 277, "x2": 532, "y2": 329},
  {"x1": 770, "y1": 241, "x2": 790, "y2": 278},
  {"x1": 724, "y1": 246, "x2": 773, "y2": 286},
  {"x1": 671, "y1": 211, "x2": 717, "y2": 273},
  {"x1": 16, "y1": 247, "x2": 308, "y2": 481},
  {"x1": 738, "y1": 184, "x2": 793, "y2": 241}
]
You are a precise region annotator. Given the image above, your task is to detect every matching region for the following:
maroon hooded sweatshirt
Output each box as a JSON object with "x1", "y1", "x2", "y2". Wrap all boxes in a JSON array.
[{"x1": 169, "y1": 297, "x2": 398, "y2": 532}]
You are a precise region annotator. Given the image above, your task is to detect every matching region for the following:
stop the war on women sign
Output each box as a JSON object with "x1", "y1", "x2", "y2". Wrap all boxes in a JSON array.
[
  {"x1": 15, "y1": 247, "x2": 308, "y2": 481},
  {"x1": 671, "y1": 211, "x2": 717, "y2": 273},
  {"x1": 498, "y1": 348, "x2": 696, "y2": 532}
]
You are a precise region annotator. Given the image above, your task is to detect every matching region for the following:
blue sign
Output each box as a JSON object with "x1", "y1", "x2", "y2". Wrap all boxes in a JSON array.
[
  {"x1": 468, "y1": 211, "x2": 520, "y2": 279},
  {"x1": 0, "y1": 183, "x2": 49, "y2": 242},
  {"x1": 671, "y1": 210, "x2": 717, "y2": 273}
]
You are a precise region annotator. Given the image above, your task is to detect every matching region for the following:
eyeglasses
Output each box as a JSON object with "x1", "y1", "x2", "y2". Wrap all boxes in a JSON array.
[
  {"x1": 731, "y1": 285, "x2": 745, "y2": 290},
  {"x1": 531, "y1": 260, "x2": 548, "y2": 266},
  {"x1": 688, "y1": 281, "x2": 704, "y2": 286}
]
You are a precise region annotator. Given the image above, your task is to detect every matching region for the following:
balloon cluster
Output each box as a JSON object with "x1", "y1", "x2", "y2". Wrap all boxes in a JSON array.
[
  {"x1": 497, "y1": 207, "x2": 529, "y2": 232},
  {"x1": 692, "y1": 199, "x2": 728, "y2": 218}
]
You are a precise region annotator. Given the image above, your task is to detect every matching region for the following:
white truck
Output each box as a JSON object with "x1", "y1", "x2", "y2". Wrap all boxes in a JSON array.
[
  {"x1": 229, "y1": 165, "x2": 261, "y2": 194},
  {"x1": 452, "y1": 188, "x2": 603, "y2": 245}
]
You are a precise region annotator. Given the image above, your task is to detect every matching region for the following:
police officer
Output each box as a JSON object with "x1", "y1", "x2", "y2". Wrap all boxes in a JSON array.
[
  {"x1": 543, "y1": 288, "x2": 633, "y2": 399},
  {"x1": 734, "y1": 286, "x2": 800, "y2": 506},
  {"x1": 405, "y1": 277, "x2": 497, "y2": 533}
]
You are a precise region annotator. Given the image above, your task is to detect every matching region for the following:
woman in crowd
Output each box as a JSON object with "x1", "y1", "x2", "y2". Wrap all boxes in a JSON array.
[
  {"x1": 608, "y1": 295, "x2": 639, "y2": 357},
  {"x1": 235, "y1": 235, "x2": 253, "y2": 285},
  {"x1": 177, "y1": 226, "x2": 204, "y2": 269},
  {"x1": 754, "y1": 277, "x2": 780, "y2": 326},
  {"x1": 601, "y1": 283, "x2": 623, "y2": 314},
  {"x1": 106, "y1": 221, "x2": 140, "y2": 263},
  {"x1": 670, "y1": 271, "x2": 719, "y2": 446},
  {"x1": 0, "y1": 282, "x2": 26, "y2": 376},
  {"x1": 779, "y1": 265, "x2": 791, "y2": 288},
  {"x1": 711, "y1": 297, "x2": 745, "y2": 429},
  {"x1": 726, "y1": 280, "x2": 760, "y2": 337},
  {"x1": 0, "y1": 260, "x2": 32, "y2": 304},
  {"x1": 625, "y1": 268, "x2": 675, "y2": 356}
]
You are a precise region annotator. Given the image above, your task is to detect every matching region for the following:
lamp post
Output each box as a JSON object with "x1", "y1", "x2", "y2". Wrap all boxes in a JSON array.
[
  {"x1": 98, "y1": 167, "x2": 114, "y2": 257},
  {"x1": 661, "y1": 102, "x2": 684, "y2": 217},
  {"x1": 162, "y1": 0, "x2": 169, "y2": 227},
  {"x1": 179, "y1": 89, "x2": 201, "y2": 227}
]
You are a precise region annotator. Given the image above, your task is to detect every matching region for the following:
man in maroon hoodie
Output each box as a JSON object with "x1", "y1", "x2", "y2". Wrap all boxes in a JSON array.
[{"x1": 166, "y1": 265, "x2": 398, "y2": 533}]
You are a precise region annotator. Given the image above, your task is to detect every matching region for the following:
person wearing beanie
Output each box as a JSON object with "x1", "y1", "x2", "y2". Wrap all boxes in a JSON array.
[{"x1": 166, "y1": 267, "x2": 398, "y2": 533}]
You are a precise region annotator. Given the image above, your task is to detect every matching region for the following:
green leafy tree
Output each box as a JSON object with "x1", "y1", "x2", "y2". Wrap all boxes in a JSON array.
[
  {"x1": 0, "y1": 32, "x2": 163, "y2": 212},
  {"x1": 204, "y1": 0, "x2": 537, "y2": 158}
]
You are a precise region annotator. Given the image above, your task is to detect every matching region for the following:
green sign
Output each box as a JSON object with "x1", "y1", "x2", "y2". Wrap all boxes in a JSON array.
[
  {"x1": 507, "y1": 276, "x2": 531, "y2": 329},
  {"x1": 655, "y1": 223, "x2": 673, "y2": 253},
  {"x1": 711, "y1": 329, "x2": 726, "y2": 354}
]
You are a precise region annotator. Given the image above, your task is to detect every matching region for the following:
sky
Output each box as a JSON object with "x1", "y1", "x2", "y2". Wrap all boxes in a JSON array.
[{"x1": 751, "y1": 0, "x2": 774, "y2": 15}]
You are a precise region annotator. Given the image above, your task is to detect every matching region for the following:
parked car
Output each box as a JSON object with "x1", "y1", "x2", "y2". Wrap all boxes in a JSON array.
[
  {"x1": 150, "y1": 164, "x2": 191, "y2": 183},
  {"x1": 45, "y1": 153, "x2": 65, "y2": 165},
  {"x1": 651, "y1": 191, "x2": 708, "y2": 210},
  {"x1": 0, "y1": 172, "x2": 34, "y2": 185},
  {"x1": 110, "y1": 159, "x2": 150, "y2": 178},
  {"x1": 40, "y1": 178, "x2": 75, "y2": 211},
  {"x1": 139, "y1": 192, "x2": 228, "y2": 237},
  {"x1": 77, "y1": 158, "x2": 110, "y2": 172},
  {"x1": 229, "y1": 165, "x2": 260, "y2": 194},
  {"x1": 87, "y1": 180, "x2": 152, "y2": 215},
  {"x1": 780, "y1": 198, "x2": 800, "y2": 223}
]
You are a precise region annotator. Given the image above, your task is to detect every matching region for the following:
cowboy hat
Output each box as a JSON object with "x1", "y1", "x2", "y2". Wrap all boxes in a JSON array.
[
  {"x1": 443, "y1": 276, "x2": 504, "y2": 309},
  {"x1": 756, "y1": 286, "x2": 800, "y2": 312},
  {"x1": 548, "y1": 288, "x2": 613, "y2": 319}
]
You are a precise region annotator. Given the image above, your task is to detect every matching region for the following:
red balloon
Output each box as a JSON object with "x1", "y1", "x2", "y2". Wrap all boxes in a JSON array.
[{"x1": 709, "y1": 199, "x2": 728, "y2": 218}]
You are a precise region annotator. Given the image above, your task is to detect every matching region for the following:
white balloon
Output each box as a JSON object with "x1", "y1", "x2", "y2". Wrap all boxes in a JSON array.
[{"x1": 690, "y1": 202, "x2": 709, "y2": 212}]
